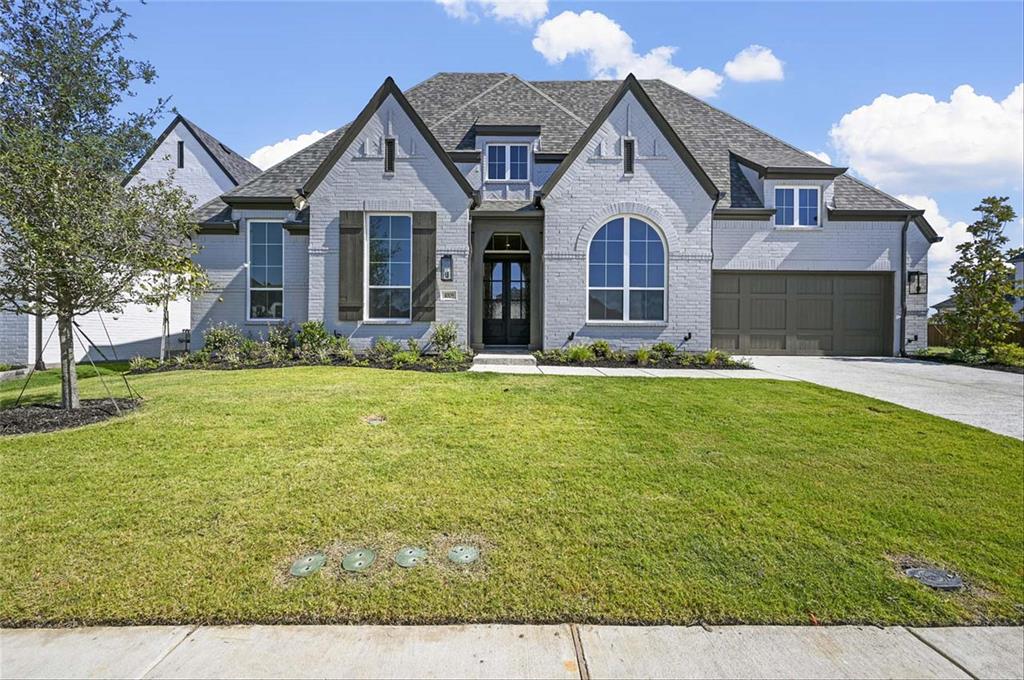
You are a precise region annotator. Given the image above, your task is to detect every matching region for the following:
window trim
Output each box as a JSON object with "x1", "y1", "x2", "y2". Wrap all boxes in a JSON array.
[
  {"x1": 585, "y1": 214, "x2": 668, "y2": 324},
  {"x1": 246, "y1": 218, "x2": 285, "y2": 323},
  {"x1": 363, "y1": 212, "x2": 414, "y2": 323},
  {"x1": 774, "y1": 185, "x2": 821, "y2": 228},
  {"x1": 484, "y1": 143, "x2": 531, "y2": 183}
]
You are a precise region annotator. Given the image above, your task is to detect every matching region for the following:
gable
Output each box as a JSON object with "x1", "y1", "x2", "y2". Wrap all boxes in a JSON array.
[
  {"x1": 540, "y1": 75, "x2": 718, "y2": 202},
  {"x1": 302, "y1": 78, "x2": 474, "y2": 202},
  {"x1": 125, "y1": 118, "x2": 237, "y2": 207}
]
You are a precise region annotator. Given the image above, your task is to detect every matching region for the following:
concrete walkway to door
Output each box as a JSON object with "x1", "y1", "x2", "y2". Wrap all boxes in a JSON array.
[{"x1": 744, "y1": 356, "x2": 1024, "y2": 439}]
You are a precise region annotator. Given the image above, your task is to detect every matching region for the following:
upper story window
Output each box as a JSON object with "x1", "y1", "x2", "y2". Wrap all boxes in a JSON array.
[
  {"x1": 248, "y1": 221, "x2": 284, "y2": 320},
  {"x1": 486, "y1": 144, "x2": 530, "y2": 182},
  {"x1": 384, "y1": 138, "x2": 396, "y2": 174},
  {"x1": 775, "y1": 187, "x2": 820, "y2": 227},
  {"x1": 587, "y1": 216, "x2": 666, "y2": 323},
  {"x1": 366, "y1": 214, "x2": 412, "y2": 320}
]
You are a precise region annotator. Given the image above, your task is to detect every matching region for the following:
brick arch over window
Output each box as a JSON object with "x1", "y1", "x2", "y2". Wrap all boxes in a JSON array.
[{"x1": 573, "y1": 201, "x2": 681, "y2": 253}]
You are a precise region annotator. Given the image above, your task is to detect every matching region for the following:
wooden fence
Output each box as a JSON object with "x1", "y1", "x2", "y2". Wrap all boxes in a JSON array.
[{"x1": 928, "y1": 322, "x2": 1024, "y2": 347}]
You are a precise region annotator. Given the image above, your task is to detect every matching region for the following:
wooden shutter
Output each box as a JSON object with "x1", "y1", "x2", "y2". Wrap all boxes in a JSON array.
[
  {"x1": 411, "y1": 212, "x2": 437, "y2": 322},
  {"x1": 338, "y1": 210, "x2": 364, "y2": 320}
]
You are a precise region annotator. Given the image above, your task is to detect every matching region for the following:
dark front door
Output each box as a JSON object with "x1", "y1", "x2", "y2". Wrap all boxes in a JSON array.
[{"x1": 483, "y1": 257, "x2": 530, "y2": 345}]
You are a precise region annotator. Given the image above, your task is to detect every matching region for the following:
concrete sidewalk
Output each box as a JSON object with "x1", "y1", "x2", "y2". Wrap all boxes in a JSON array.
[{"x1": 2, "y1": 624, "x2": 1021, "y2": 679}]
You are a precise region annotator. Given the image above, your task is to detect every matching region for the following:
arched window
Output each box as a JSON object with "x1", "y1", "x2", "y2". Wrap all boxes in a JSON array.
[{"x1": 587, "y1": 216, "x2": 665, "y2": 322}]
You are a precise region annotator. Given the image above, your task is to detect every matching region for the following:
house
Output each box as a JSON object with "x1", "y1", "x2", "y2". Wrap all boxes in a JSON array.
[
  {"x1": 0, "y1": 115, "x2": 261, "y2": 367},
  {"x1": 187, "y1": 73, "x2": 938, "y2": 356}
]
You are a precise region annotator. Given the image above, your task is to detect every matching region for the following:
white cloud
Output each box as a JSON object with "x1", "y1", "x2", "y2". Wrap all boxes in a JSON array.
[
  {"x1": 532, "y1": 10, "x2": 724, "y2": 98},
  {"x1": 724, "y1": 45, "x2": 784, "y2": 82},
  {"x1": 897, "y1": 194, "x2": 970, "y2": 306},
  {"x1": 437, "y1": 0, "x2": 548, "y2": 24},
  {"x1": 805, "y1": 150, "x2": 832, "y2": 165},
  {"x1": 247, "y1": 129, "x2": 334, "y2": 170},
  {"x1": 830, "y1": 84, "x2": 1024, "y2": 193}
]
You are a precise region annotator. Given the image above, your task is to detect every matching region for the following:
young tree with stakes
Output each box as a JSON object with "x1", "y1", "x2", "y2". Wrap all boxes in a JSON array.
[
  {"x1": 943, "y1": 197, "x2": 1022, "y2": 354},
  {"x1": 0, "y1": 0, "x2": 204, "y2": 409}
]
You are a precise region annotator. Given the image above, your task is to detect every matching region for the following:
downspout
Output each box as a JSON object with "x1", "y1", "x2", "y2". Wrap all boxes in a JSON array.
[
  {"x1": 708, "y1": 192, "x2": 721, "y2": 350},
  {"x1": 898, "y1": 214, "x2": 911, "y2": 357}
]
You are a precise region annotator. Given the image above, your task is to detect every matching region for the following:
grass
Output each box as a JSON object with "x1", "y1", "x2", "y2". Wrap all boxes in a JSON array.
[{"x1": 1, "y1": 365, "x2": 1021, "y2": 626}]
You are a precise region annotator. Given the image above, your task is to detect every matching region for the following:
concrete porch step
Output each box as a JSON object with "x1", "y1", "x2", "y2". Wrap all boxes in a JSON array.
[{"x1": 472, "y1": 352, "x2": 537, "y2": 367}]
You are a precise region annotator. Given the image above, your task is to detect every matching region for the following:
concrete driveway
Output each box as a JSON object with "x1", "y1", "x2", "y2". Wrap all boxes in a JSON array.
[{"x1": 745, "y1": 356, "x2": 1024, "y2": 439}]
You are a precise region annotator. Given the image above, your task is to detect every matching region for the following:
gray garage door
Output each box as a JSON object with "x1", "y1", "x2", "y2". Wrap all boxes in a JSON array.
[{"x1": 712, "y1": 272, "x2": 894, "y2": 356}]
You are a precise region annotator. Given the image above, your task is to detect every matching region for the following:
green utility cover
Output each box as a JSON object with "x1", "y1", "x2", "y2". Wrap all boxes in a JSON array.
[
  {"x1": 342, "y1": 548, "x2": 377, "y2": 572},
  {"x1": 290, "y1": 553, "x2": 326, "y2": 577},
  {"x1": 394, "y1": 546, "x2": 427, "y2": 568},
  {"x1": 447, "y1": 545, "x2": 480, "y2": 565}
]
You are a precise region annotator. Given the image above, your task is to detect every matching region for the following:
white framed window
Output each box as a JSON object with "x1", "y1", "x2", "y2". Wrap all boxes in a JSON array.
[
  {"x1": 247, "y1": 220, "x2": 284, "y2": 320},
  {"x1": 774, "y1": 186, "x2": 820, "y2": 227},
  {"x1": 365, "y1": 213, "x2": 412, "y2": 321},
  {"x1": 587, "y1": 216, "x2": 666, "y2": 322},
  {"x1": 485, "y1": 143, "x2": 530, "y2": 182}
]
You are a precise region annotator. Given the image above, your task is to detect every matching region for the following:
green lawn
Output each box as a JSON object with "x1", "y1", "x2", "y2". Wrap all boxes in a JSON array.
[{"x1": 1, "y1": 365, "x2": 1021, "y2": 626}]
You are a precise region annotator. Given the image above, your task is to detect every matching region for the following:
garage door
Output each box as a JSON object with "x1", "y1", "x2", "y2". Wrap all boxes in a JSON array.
[{"x1": 712, "y1": 272, "x2": 893, "y2": 356}]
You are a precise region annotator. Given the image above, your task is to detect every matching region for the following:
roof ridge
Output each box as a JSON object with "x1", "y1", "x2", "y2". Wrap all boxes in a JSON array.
[
  {"x1": 512, "y1": 75, "x2": 588, "y2": 125},
  {"x1": 179, "y1": 115, "x2": 262, "y2": 173},
  {"x1": 647, "y1": 79, "x2": 836, "y2": 169},
  {"x1": 430, "y1": 73, "x2": 515, "y2": 126}
]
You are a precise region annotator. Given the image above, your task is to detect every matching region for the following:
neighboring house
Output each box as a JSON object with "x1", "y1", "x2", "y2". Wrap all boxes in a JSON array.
[
  {"x1": 0, "y1": 114, "x2": 261, "y2": 367},
  {"x1": 189, "y1": 73, "x2": 940, "y2": 356},
  {"x1": 931, "y1": 252, "x2": 1024, "y2": 320}
]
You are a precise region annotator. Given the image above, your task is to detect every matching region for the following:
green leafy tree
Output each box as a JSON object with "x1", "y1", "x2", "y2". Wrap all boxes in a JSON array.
[
  {"x1": 943, "y1": 197, "x2": 1021, "y2": 353},
  {"x1": 0, "y1": 0, "x2": 202, "y2": 409}
]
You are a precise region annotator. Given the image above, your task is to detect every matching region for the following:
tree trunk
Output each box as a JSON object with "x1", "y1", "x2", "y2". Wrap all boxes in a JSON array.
[
  {"x1": 33, "y1": 311, "x2": 46, "y2": 371},
  {"x1": 160, "y1": 297, "x2": 169, "y2": 362},
  {"x1": 57, "y1": 314, "x2": 80, "y2": 411}
]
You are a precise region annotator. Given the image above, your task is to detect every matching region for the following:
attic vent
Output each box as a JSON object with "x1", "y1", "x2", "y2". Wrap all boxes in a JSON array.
[
  {"x1": 219, "y1": 143, "x2": 233, "y2": 155},
  {"x1": 623, "y1": 138, "x2": 635, "y2": 175},
  {"x1": 384, "y1": 138, "x2": 396, "y2": 174}
]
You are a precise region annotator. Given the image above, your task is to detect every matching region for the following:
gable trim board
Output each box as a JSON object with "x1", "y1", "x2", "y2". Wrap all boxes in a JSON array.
[
  {"x1": 537, "y1": 74, "x2": 719, "y2": 203},
  {"x1": 302, "y1": 77, "x2": 476, "y2": 203}
]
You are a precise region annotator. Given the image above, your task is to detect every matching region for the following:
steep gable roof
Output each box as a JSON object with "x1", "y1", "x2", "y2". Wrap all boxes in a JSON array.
[
  {"x1": 211, "y1": 72, "x2": 937, "y2": 241},
  {"x1": 539, "y1": 74, "x2": 718, "y2": 201},
  {"x1": 125, "y1": 113, "x2": 261, "y2": 187}
]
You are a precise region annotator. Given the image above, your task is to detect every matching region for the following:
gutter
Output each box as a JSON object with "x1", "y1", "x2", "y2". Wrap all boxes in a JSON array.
[{"x1": 899, "y1": 214, "x2": 911, "y2": 357}]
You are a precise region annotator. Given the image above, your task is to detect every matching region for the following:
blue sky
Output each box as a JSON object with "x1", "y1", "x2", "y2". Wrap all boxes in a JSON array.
[{"x1": 123, "y1": 1, "x2": 1024, "y2": 304}]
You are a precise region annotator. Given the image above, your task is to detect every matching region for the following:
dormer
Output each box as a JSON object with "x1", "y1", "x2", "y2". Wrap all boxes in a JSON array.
[
  {"x1": 724, "y1": 153, "x2": 847, "y2": 226},
  {"x1": 475, "y1": 124, "x2": 541, "y2": 202}
]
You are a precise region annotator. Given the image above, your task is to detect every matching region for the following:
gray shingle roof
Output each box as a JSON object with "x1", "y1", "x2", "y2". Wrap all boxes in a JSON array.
[
  {"x1": 193, "y1": 195, "x2": 232, "y2": 224},
  {"x1": 179, "y1": 116, "x2": 262, "y2": 185},
  {"x1": 218, "y1": 72, "x2": 917, "y2": 216}
]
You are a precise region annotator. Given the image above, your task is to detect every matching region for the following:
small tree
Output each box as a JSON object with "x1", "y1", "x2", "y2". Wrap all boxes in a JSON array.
[
  {"x1": 943, "y1": 197, "x2": 1021, "y2": 353},
  {"x1": 0, "y1": 0, "x2": 202, "y2": 409}
]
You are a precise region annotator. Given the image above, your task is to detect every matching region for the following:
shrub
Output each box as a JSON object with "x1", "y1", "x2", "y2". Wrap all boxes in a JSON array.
[
  {"x1": 330, "y1": 335, "x2": 355, "y2": 363},
  {"x1": 129, "y1": 355, "x2": 158, "y2": 372},
  {"x1": 296, "y1": 321, "x2": 331, "y2": 352},
  {"x1": 202, "y1": 322, "x2": 244, "y2": 353},
  {"x1": 589, "y1": 339, "x2": 612, "y2": 359},
  {"x1": 439, "y1": 346, "x2": 472, "y2": 365},
  {"x1": 390, "y1": 350, "x2": 422, "y2": 367},
  {"x1": 652, "y1": 341, "x2": 676, "y2": 357},
  {"x1": 675, "y1": 352, "x2": 700, "y2": 368},
  {"x1": 566, "y1": 344, "x2": 596, "y2": 363},
  {"x1": 430, "y1": 321, "x2": 459, "y2": 354},
  {"x1": 267, "y1": 323, "x2": 294, "y2": 351},
  {"x1": 368, "y1": 337, "x2": 401, "y2": 363},
  {"x1": 989, "y1": 343, "x2": 1024, "y2": 367},
  {"x1": 950, "y1": 347, "x2": 986, "y2": 365},
  {"x1": 0, "y1": 363, "x2": 13, "y2": 372},
  {"x1": 635, "y1": 346, "x2": 652, "y2": 366},
  {"x1": 406, "y1": 338, "x2": 423, "y2": 358}
]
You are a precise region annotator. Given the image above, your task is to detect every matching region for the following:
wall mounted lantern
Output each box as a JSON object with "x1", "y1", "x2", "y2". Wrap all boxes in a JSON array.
[
  {"x1": 439, "y1": 254, "x2": 453, "y2": 281},
  {"x1": 908, "y1": 271, "x2": 928, "y2": 295}
]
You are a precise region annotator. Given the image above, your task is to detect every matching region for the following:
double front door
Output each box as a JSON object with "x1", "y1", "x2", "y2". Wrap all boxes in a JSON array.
[{"x1": 483, "y1": 257, "x2": 529, "y2": 345}]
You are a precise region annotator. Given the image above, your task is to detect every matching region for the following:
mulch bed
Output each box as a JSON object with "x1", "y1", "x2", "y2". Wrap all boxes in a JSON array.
[
  {"x1": 1, "y1": 398, "x2": 139, "y2": 436},
  {"x1": 914, "y1": 355, "x2": 1024, "y2": 374},
  {"x1": 534, "y1": 359, "x2": 750, "y2": 370}
]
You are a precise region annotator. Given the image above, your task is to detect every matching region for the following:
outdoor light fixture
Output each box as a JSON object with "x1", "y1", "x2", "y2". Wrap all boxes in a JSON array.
[
  {"x1": 439, "y1": 254, "x2": 453, "y2": 281},
  {"x1": 908, "y1": 271, "x2": 928, "y2": 294}
]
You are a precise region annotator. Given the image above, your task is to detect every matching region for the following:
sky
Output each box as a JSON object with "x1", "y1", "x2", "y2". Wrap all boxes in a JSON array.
[{"x1": 121, "y1": 0, "x2": 1024, "y2": 307}]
